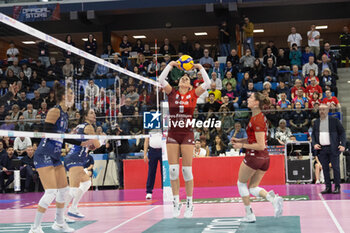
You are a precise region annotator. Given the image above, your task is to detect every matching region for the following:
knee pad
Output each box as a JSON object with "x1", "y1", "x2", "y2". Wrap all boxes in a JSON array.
[
  {"x1": 38, "y1": 189, "x2": 57, "y2": 209},
  {"x1": 79, "y1": 180, "x2": 91, "y2": 193},
  {"x1": 237, "y1": 181, "x2": 249, "y2": 197},
  {"x1": 169, "y1": 164, "x2": 179, "y2": 181},
  {"x1": 182, "y1": 166, "x2": 193, "y2": 182},
  {"x1": 249, "y1": 187, "x2": 263, "y2": 197},
  {"x1": 56, "y1": 186, "x2": 69, "y2": 203}
]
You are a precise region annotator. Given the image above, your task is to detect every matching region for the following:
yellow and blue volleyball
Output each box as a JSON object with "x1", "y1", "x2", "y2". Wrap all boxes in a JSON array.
[{"x1": 177, "y1": 55, "x2": 194, "y2": 71}]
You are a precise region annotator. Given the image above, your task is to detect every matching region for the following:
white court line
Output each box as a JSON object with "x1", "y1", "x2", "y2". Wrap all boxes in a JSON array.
[
  {"x1": 318, "y1": 193, "x2": 345, "y2": 233},
  {"x1": 103, "y1": 206, "x2": 159, "y2": 233}
]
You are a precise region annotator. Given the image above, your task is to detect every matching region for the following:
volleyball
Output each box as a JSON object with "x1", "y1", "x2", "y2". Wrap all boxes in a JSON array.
[{"x1": 177, "y1": 55, "x2": 194, "y2": 71}]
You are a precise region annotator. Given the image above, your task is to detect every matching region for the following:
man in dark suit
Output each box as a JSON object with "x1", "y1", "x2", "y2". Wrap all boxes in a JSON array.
[
  {"x1": 312, "y1": 104, "x2": 346, "y2": 194},
  {"x1": 318, "y1": 54, "x2": 334, "y2": 75}
]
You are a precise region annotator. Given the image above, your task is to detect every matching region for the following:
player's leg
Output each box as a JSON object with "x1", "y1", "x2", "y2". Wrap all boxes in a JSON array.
[
  {"x1": 167, "y1": 143, "x2": 181, "y2": 218},
  {"x1": 181, "y1": 144, "x2": 195, "y2": 218}
]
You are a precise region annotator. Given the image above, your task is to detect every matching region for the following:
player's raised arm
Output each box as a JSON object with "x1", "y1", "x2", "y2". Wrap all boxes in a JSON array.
[
  {"x1": 159, "y1": 61, "x2": 179, "y2": 95},
  {"x1": 194, "y1": 63, "x2": 211, "y2": 97}
]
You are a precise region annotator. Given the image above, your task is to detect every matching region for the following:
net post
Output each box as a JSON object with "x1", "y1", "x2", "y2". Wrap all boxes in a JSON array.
[{"x1": 161, "y1": 101, "x2": 172, "y2": 203}]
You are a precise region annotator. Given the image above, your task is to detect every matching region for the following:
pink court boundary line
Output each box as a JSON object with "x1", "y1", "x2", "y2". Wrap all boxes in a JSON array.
[
  {"x1": 103, "y1": 206, "x2": 160, "y2": 233},
  {"x1": 318, "y1": 193, "x2": 345, "y2": 233}
]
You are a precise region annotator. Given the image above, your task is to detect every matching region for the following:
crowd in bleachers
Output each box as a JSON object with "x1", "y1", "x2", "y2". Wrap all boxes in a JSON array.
[{"x1": 0, "y1": 24, "x2": 346, "y2": 191}]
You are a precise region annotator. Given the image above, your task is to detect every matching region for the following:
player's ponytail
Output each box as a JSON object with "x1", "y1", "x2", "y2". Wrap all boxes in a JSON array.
[
  {"x1": 53, "y1": 82, "x2": 65, "y2": 103},
  {"x1": 254, "y1": 92, "x2": 271, "y2": 110}
]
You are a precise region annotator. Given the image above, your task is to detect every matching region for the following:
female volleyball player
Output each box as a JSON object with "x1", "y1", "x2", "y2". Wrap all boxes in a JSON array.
[
  {"x1": 231, "y1": 92, "x2": 283, "y2": 223},
  {"x1": 30, "y1": 83, "x2": 94, "y2": 233},
  {"x1": 64, "y1": 108, "x2": 100, "y2": 220},
  {"x1": 159, "y1": 61, "x2": 211, "y2": 218}
]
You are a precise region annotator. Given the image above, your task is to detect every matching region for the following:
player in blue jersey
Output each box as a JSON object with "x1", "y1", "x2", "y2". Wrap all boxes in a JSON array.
[
  {"x1": 29, "y1": 83, "x2": 94, "y2": 233},
  {"x1": 64, "y1": 108, "x2": 100, "y2": 220}
]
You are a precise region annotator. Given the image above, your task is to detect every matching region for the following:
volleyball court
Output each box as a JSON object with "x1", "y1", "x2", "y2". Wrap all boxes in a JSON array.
[{"x1": 0, "y1": 13, "x2": 349, "y2": 233}]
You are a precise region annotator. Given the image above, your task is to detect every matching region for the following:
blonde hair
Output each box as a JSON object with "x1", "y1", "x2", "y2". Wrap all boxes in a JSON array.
[{"x1": 254, "y1": 92, "x2": 271, "y2": 109}]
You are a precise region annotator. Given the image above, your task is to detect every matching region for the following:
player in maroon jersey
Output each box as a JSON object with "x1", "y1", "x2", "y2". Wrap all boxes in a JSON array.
[
  {"x1": 231, "y1": 92, "x2": 283, "y2": 222},
  {"x1": 159, "y1": 61, "x2": 211, "y2": 218}
]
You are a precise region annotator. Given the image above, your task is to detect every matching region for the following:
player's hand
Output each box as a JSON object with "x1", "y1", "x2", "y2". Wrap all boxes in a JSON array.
[
  {"x1": 193, "y1": 63, "x2": 203, "y2": 70},
  {"x1": 339, "y1": 145, "x2": 345, "y2": 152},
  {"x1": 231, "y1": 137, "x2": 238, "y2": 143},
  {"x1": 232, "y1": 143, "x2": 242, "y2": 150},
  {"x1": 169, "y1": 61, "x2": 179, "y2": 68},
  {"x1": 144, "y1": 154, "x2": 149, "y2": 163},
  {"x1": 314, "y1": 144, "x2": 321, "y2": 150}
]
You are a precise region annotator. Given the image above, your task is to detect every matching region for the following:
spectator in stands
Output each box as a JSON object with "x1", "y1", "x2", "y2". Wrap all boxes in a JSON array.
[
  {"x1": 308, "y1": 91, "x2": 321, "y2": 109},
  {"x1": 224, "y1": 61, "x2": 235, "y2": 77},
  {"x1": 289, "y1": 43, "x2": 302, "y2": 68},
  {"x1": 302, "y1": 46, "x2": 315, "y2": 66},
  {"x1": 291, "y1": 79, "x2": 305, "y2": 99},
  {"x1": 20, "y1": 146, "x2": 36, "y2": 192},
  {"x1": 139, "y1": 89, "x2": 150, "y2": 113},
  {"x1": 320, "y1": 68, "x2": 337, "y2": 96},
  {"x1": 302, "y1": 56, "x2": 318, "y2": 77},
  {"x1": 0, "y1": 147, "x2": 16, "y2": 193},
  {"x1": 200, "y1": 49, "x2": 215, "y2": 68},
  {"x1": 226, "y1": 49, "x2": 240, "y2": 73},
  {"x1": 307, "y1": 24, "x2": 321, "y2": 57},
  {"x1": 193, "y1": 139, "x2": 208, "y2": 157},
  {"x1": 14, "y1": 136, "x2": 31, "y2": 156},
  {"x1": 193, "y1": 72, "x2": 204, "y2": 89},
  {"x1": 17, "y1": 91, "x2": 30, "y2": 110},
  {"x1": 240, "y1": 81, "x2": 256, "y2": 108},
  {"x1": 264, "y1": 40, "x2": 278, "y2": 56},
  {"x1": 203, "y1": 93, "x2": 221, "y2": 112},
  {"x1": 304, "y1": 69, "x2": 319, "y2": 88},
  {"x1": 136, "y1": 53, "x2": 149, "y2": 76},
  {"x1": 263, "y1": 89, "x2": 276, "y2": 108},
  {"x1": 160, "y1": 38, "x2": 176, "y2": 55},
  {"x1": 37, "y1": 41, "x2": 50, "y2": 67},
  {"x1": 10, "y1": 104, "x2": 21, "y2": 121},
  {"x1": 119, "y1": 34, "x2": 132, "y2": 68},
  {"x1": 249, "y1": 58, "x2": 264, "y2": 83},
  {"x1": 37, "y1": 80, "x2": 50, "y2": 98},
  {"x1": 21, "y1": 62, "x2": 32, "y2": 80},
  {"x1": 263, "y1": 47, "x2": 277, "y2": 66},
  {"x1": 242, "y1": 17, "x2": 255, "y2": 56},
  {"x1": 63, "y1": 34, "x2": 75, "y2": 59},
  {"x1": 228, "y1": 121, "x2": 247, "y2": 141},
  {"x1": 92, "y1": 59, "x2": 111, "y2": 79},
  {"x1": 178, "y1": 34, "x2": 192, "y2": 55},
  {"x1": 0, "y1": 105, "x2": 6, "y2": 121},
  {"x1": 33, "y1": 59, "x2": 46, "y2": 80},
  {"x1": 322, "y1": 90, "x2": 341, "y2": 109},
  {"x1": 143, "y1": 44, "x2": 153, "y2": 57},
  {"x1": 30, "y1": 90, "x2": 43, "y2": 110},
  {"x1": 85, "y1": 34, "x2": 97, "y2": 56},
  {"x1": 163, "y1": 54, "x2": 171, "y2": 65},
  {"x1": 309, "y1": 103, "x2": 320, "y2": 121},
  {"x1": 219, "y1": 21, "x2": 230, "y2": 56},
  {"x1": 6, "y1": 60, "x2": 21, "y2": 78},
  {"x1": 223, "y1": 82, "x2": 239, "y2": 105},
  {"x1": 121, "y1": 98, "x2": 135, "y2": 116},
  {"x1": 132, "y1": 39, "x2": 144, "y2": 54},
  {"x1": 15, "y1": 115, "x2": 30, "y2": 131},
  {"x1": 240, "y1": 49, "x2": 255, "y2": 72},
  {"x1": 292, "y1": 89, "x2": 308, "y2": 109},
  {"x1": 289, "y1": 102, "x2": 309, "y2": 133},
  {"x1": 75, "y1": 58, "x2": 89, "y2": 79},
  {"x1": 210, "y1": 72, "x2": 222, "y2": 90},
  {"x1": 276, "y1": 81, "x2": 290, "y2": 99},
  {"x1": 210, "y1": 61, "x2": 224, "y2": 80},
  {"x1": 0, "y1": 80, "x2": 8, "y2": 97},
  {"x1": 46, "y1": 91, "x2": 56, "y2": 109},
  {"x1": 125, "y1": 86, "x2": 140, "y2": 107},
  {"x1": 306, "y1": 77, "x2": 323, "y2": 99},
  {"x1": 147, "y1": 56, "x2": 159, "y2": 77},
  {"x1": 264, "y1": 58, "x2": 278, "y2": 82},
  {"x1": 85, "y1": 79, "x2": 100, "y2": 102},
  {"x1": 23, "y1": 103, "x2": 37, "y2": 123},
  {"x1": 47, "y1": 57, "x2": 61, "y2": 79},
  {"x1": 0, "y1": 141, "x2": 6, "y2": 158},
  {"x1": 222, "y1": 71, "x2": 236, "y2": 91},
  {"x1": 275, "y1": 119, "x2": 293, "y2": 144},
  {"x1": 287, "y1": 27, "x2": 303, "y2": 49},
  {"x1": 221, "y1": 95, "x2": 235, "y2": 112},
  {"x1": 276, "y1": 48, "x2": 290, "y2": 71},
  {"x1": 0, "y1": 115, "x2": 15, "y2": 130},
  {"x1": 317, "y1": 42, "x2": 337, "y2": 73},
  {"x1": 318, "y1": 54, "x2": 334, "y2": 74},
  {"x1": 211, "y1": 135, "x2": 227, "y2": 156},
  {"x1": 62, "y1": 58, "x2": 74, "y2": 78},
  {"x1": 241, "y1": 72, "x2": 252, "y2": 90},
  {"x1": 219, "y1": 106, "x2": 234, "y2": 134},
  {"x1": 6, "y1": 41, "x2": 19, "y2": 65},
  {"x1": 196, "y1": 86, "x2": 208, "y2": 112},
  {"x1": 207, "y1": 83, "x2": 221, "y2": 102},
  {"x1": 277, "y1": 92, "x2": 291, "y2": 111},
  {"x1": 38, "y1": 102, "x2": 48, "y2": 119},
  {"x1": 192, "y1": 41, "x2": 204, "y2": 61},
  {"x1": 169, "y1": 65, "x2": 184, "y2": 86},
  {"x1": 289, "y1": 65, "x2": 303, "y2": 86}
]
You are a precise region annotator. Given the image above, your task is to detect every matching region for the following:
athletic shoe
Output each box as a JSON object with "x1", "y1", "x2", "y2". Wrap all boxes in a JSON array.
[
  {"x1": 68, "y1": 207, "x2": 85, "y2": 218},
  {"x1": 51, "y1": 221, "x2": 74, "y2": 232},
  {"x1": 173, "y1": 202, "x2": 182, "y2": 218},
  {"x1": 146, "y1": 193, "x2": 152, "y2": 200},
  {"x1": 315, "y1": 180, "x2": 320, "y2": 184},
  {"x1": 184, "y1": 204, "x2": 194, "y2": 218},
  {"x1": 28, "y1": 225, "x2": 44, "y2": 233},
  {"x1": 239, "y1": 213, "x2": 256, "y2": 223},
  {"x1": 64, "y1": 215, "x2": 76, "y2": 223},
  {"x1": 272, "y1": 195, "x2": 283, "y2": 218}
]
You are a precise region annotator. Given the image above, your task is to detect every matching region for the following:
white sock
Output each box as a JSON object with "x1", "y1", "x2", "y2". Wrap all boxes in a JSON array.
[
  {"x1": 266, "y1": 191, "x2": 275, "y2": 203},
  {"x1": 187, "y1": 196, "x2": 193, "y2": 206},
  {"x1": 173, "y1": 195, "x2": 179, "y2": 206},
  {"x1": 71, "y1": 187, "x2": 83, "y2": 210},
  {"x1": 56, "y1": 207, "x2": 64, "y2": 224},
  {"x1": 245, "y1": 205, "x2": 253, "y2": 215},
  {"x1": 64, "y1": 189, "x2": 73, "y2": 211},
  {"x1": 33, "y1": 211, "x2": 44, "y2": 229}
]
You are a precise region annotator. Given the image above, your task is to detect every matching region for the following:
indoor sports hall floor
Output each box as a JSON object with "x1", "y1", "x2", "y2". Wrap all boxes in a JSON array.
[{"x1": 0, "y1": 184, "x2": 349, "y2": 233}]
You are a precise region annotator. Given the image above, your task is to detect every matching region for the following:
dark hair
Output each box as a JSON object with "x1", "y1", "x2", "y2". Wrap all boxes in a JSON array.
[
  {"x1": 209, "y1": 93, "x2": 215, "y2": 97},
  {"x1": 81, "y1": 108, "x2": 93, "y2": 124},
  {"x1": 53, "y1": 82, "x2": 65, "y2": 103},
  {"x1": 254, "y1": 92, "x2": 270, "y2": 109}
]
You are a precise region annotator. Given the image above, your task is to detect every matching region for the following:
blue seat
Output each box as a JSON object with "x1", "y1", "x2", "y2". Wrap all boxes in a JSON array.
[
  {"x1": 129, "y1": 139, "x2": 137, "y2": 146},
  {"x1": 254, "y1": 82, "x2": 263, "y2": 91},
  {"x1": 293, "y1": 133, "x2": 308, "y2": 141},
  {"x1": 237, "y1": 72, "x2": 244, "y2": 84},
  {"x1": 271, "y1": 82, "x2": 278, "y2": 90}
]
